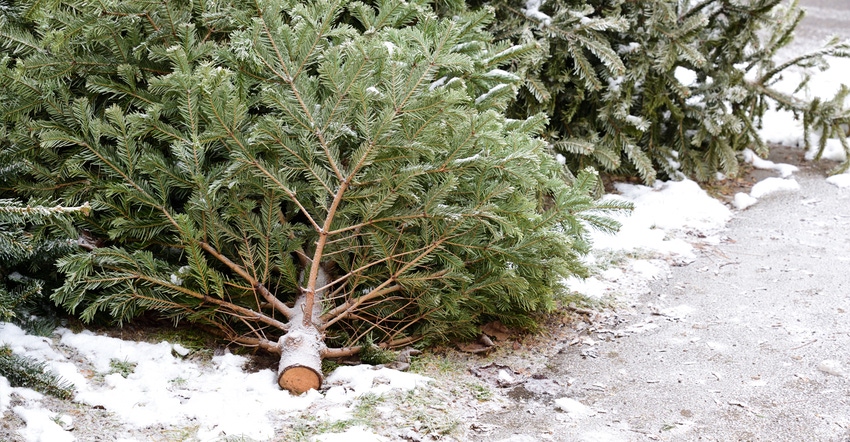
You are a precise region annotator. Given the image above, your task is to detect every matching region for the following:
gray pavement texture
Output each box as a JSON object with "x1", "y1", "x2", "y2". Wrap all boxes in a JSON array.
[
  {"x1": 471, "y1": 153, "x2": 850, "y2": 442},
  {"x1": 467, "y1": 2, "x2": 850, "y2": 440}
]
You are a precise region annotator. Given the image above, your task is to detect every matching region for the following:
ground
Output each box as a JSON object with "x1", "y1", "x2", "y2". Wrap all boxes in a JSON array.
[{"x1": 464, "y1": 147, "x2": 850, "y2": 442}]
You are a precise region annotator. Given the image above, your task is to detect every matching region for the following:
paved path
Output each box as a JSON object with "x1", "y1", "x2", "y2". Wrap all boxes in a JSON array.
[
  {"x1": 471, "y1": 154, "x2": 850, "y2": 441},
  {"x1": 467, "y1": 3, "x2": 850, "y2": 440}
]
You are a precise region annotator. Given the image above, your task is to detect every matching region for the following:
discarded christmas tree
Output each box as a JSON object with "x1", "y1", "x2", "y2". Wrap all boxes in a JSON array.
[
  {"x1": 475, "y1": 0, "x2": 850, "y2": 182},
  {"x1": 1, "y1": 0, "x2": 628, "y2": 393}
]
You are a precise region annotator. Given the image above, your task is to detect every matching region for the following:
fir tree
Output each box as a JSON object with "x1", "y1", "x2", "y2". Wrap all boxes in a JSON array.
[
  {"x1": 1, "y1": 0, "x2": 629, "y2": 392},
  {"x1": 0, "y1": 200, "x2": 90, "y2": 330},
  {"x1": 0, "y1": 200, "x2": 87, "y2": 401},
  {"x1": 474, "y1": 0, "x2": 850, "y2": 183},
  {"x1": 0, "y1": 345, "x2": 75, "y2": 400}
]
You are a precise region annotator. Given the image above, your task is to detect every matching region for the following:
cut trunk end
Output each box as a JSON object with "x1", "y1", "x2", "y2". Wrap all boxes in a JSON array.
[
  {"x1": 278, "y1": 365, "x2": 322, "y2": 393},
  {"x1": 277, "y1": 327, "x2": 325, "y2": 394}
]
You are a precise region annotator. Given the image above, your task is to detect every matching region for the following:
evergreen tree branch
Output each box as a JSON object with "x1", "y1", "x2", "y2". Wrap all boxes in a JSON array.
[
  {"x1": 130, "y1": 272, "x2": 290, "y2": 331},
  {"x1": 255, "y1": 2, "x2": 346, "y2": 182},
  {"x1": 320, "y1": 227, "x2": 465, "y2": 328},
  {"x1": 198, "y1": 241, "x2": 293, "y2": 319}
]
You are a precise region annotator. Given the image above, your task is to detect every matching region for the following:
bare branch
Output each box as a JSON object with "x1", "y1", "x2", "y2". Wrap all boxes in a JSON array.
[{"x1": 321, "y1": 336, "x2": 420, "y2": 358}]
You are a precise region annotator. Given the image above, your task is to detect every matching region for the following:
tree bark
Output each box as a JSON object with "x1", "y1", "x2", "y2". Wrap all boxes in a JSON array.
[
  {"x1": 277, "y1": 263, "x2": 330, "y2": 394},
  {"x1": 277, "y1": 325, "x2": 325, "y2": 393}
]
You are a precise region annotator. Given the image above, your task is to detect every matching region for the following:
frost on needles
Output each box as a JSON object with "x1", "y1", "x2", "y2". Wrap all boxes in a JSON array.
[
  {"x1": 476, "y1": 0, "x2": 850, "y2": 183},
  {"x1": 0, "y1": 0, "x2": 628, "y2": 393}
]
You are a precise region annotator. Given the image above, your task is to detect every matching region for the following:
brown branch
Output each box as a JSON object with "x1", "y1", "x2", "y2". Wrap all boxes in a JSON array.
[
  {"x1": 327, "y1": 213, "x2": 432, "y2": 236},
  {"x1": 198, "y1": 241, "x2": 294, "y2": 319},
  {"x1": 320, "y1": 284, "x2": 403, "y2": 326},
  {"x1": 321, "y1": 336, "x2": 420, "y2": 358},
  {"x1": 131, "y1": 272, "x2": 290, "y2": 332},
  {"x1": 347, "y1": 297, "x2": 417, "y2": 345},
  {"x1": 320, "y1": 258, "x2": 454, "y2": 326},
  {"x1": 225, "y1": 334, "x2": 282, "y2": 354}
]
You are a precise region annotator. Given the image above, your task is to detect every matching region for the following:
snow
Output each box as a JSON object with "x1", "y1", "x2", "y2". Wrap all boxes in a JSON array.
[
  {"x1": 452, "y1": 153, "x2": 481, "y2": 165},
  {"x1": 554, "y1": 397, "x2": 594, "y2": 417},
  {"x1": 675, "y1": 66, "x2": 698, "y2": 86},
  {"x1": 555, "y1": 153, "x2": 567, "y2": 165},
  {"x1": 324, "y1": 365, "x2": 430, "y2": 399},
  {"x1": 826, "y1": 173, "x2": 850, "y2": 188},
  {"x1": 817, "y1": 360, "x2": 846, "y2": 377},
  {"x1": 523, "y1": 0, "x2": 552, "y2": 27},
  {"x1": 586, "y1": 179, "x2": 731, "y2": 262},
  {"x1": 429, "y1": 76, "x2": 447, "y2": 91},
  {"x1": 749, "y1": 177, "x2": 800, "y2": 198},
  {"x1": 0, "y1": 322, "x2": 431, "y2": 441},
  {"x1": 757, "y1": 54, "x2": 850, "y2": 186},
  {"x1": 382, "y1": 41, "x2": 396, "y2": 56},
  {"x1": 483, "y1": 69, "x2": 520, "y2": 82},
  {"x1": 742, "y1": 148, "x2": 798, "y2": 178},
  {"x1": 0, "y1": 377, "x2": 10, "y2": 413},
  {"x1": 733, "y1": 192, "x2": 759, "y2": 210},
  {"x1": 475, "y1": 83, "x2": 511, "y2": 105},
  {"x1": 13, "y1": 406, "x2": 75, "y2": 442},
  {"x1": 563, "y1": 276, "x2": 608, "y2": 299},
  {"x1": 625, "y1": 115, "x2": 649, "y2": 131}
]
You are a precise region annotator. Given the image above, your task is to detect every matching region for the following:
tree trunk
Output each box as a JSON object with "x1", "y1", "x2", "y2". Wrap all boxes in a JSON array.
[
  {"x1": 277, "y1": 325, "x2": 325, "y2": 393},
  {"x1": 277, "y1": 263, "x2": 330, "y2": 394}
]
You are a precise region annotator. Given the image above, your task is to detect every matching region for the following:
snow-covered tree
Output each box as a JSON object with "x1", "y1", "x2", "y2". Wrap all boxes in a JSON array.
[
  {"x1": 476, "y1": 0, "x2": 850, "y2": 182},
  {"x1": 0, "y1": 0, "x2": 628, "y2": 393}
]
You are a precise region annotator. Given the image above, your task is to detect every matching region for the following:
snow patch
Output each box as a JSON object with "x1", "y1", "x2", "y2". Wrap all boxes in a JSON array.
[
  {"x1": 806, "y1": 138, "x2": 848, "y2": 162},
  {"x1": 324, "y1": 365, "x2": 431, "y2": 399},
  {"x1": 564, "y1": 276, "x2": 609, "y2": 299},
  {"x1": 660, "y1": 304, "x2": 696, "y2": 319},
  {"x1": 749, "y1": 177, "x2": 800, "y2": 199},
  {"x1": 523, "y1": 0, "x2": 552, "y2": 27},
  {"x1": 733, "y1": 192, "x2": 759, "y2": 210},
  {"x1": 1, "y1": 323, "x2": 431, "y2": 441},
  {"x1": 483, "y1": 69, "x2": 520, "y2": 82},
  {"x1": 590, "y1": 179, "x2": 730, "y2": 260},
  {"x1": 383, "y1": 41, "x2": 396, "y2": 56},
  {"x1": 742, "y1": 148, "x2": 798, "y2": 178},
  {"x1": 826, "y1": 173, "x2": 850, "y2": 188},
  {"x1": 674, "y1": 66, "x2": 697, "y2": 86},
  {"x1": 475, "y1": 83, "x2": 511, "y2": 105},
  {"x1": 629, "y1": 260, "x2": 664, "y2": 279},
  {"x1": 13, "y1": 406, "x2": 75, "y2": 442},
  {"x1": 366, "y1": 86, "x2": 383, "y2": 98},
  {"x1": 554, "y1": 397, "x2": 594, "y2": 417},
  {"x1": 818, "y1": 360, "x2": 845, "y2": 377},
  {"x1": 555, "y1": 153, "x2": 567, "y2": 165}
]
